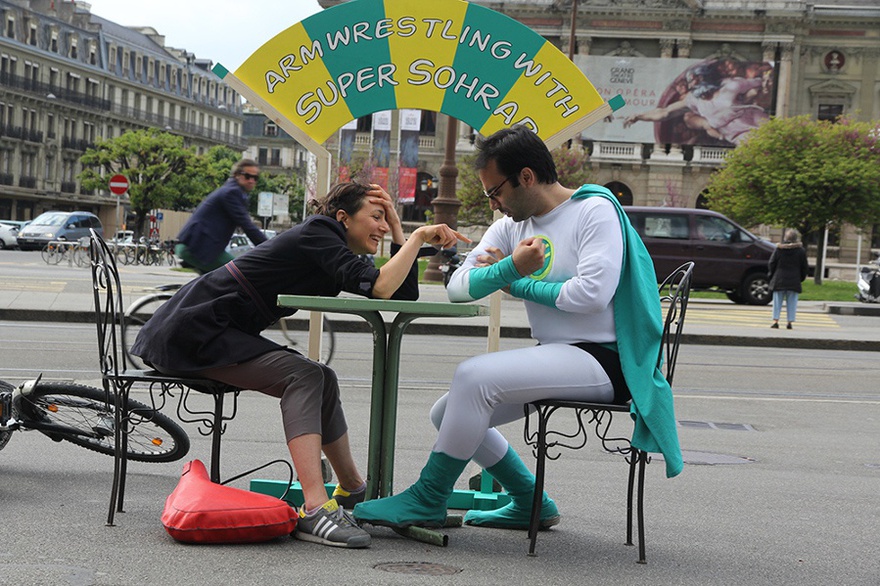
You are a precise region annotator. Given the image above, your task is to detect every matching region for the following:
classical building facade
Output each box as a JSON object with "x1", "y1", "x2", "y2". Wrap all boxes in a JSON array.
[
  {"x1": 0, "y1": 0, "x2": 245, "y2": 233},
  {"x1": 316, "y1": 0, "x2": 879, "y2": 265}
]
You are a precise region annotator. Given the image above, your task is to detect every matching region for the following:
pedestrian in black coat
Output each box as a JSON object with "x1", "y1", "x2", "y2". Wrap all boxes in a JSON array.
[{"x1": 768, "y1": 228, "x2": 808, "y2": 329}]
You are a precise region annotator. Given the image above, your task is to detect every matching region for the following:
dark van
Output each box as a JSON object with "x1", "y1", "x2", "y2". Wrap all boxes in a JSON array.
[{"x1": 624, "y1": 206, "x2": 775, "y2": 305}]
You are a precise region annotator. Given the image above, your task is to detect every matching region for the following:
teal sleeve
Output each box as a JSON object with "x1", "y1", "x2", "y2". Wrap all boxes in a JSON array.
[
  {"x1": 468, "y1": 255, "x2": 523, "y2": 299},
  {"x1": 508, "y1": 278, "x2": 563, "y2": 308}
]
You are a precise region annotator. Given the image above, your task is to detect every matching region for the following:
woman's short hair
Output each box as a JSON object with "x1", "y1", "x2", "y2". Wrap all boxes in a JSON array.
[
  {"x1": 783, "y1": 229, "x2": 800, "y2": 243},
  {"x1": 312, "y1": 181, "x2": 370, "y2": 218},
  {"x1": 474, "y1": 125, "x2": 558, "y2": 186}
]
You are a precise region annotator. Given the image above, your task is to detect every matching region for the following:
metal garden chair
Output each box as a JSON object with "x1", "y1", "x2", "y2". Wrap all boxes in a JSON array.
[
  {"x1": 523, "y1": 261, "x2": 694, "y2": 563},
  {"x1": 88, "y1": 229, "x2": 242, "y2": 525}
]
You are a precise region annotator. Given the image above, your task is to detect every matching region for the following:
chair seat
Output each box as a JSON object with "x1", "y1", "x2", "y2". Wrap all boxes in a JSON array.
[
  {"x1": 532, "y1": 398, "x2": 631, "y2": 413},
  {"x1": 113, "y1": 369, "x2": 241, "y2": 396}
]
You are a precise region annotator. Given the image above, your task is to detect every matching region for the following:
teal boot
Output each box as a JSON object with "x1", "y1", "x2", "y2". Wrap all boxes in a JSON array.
[
  {"x1": 353, "y1": 451, "x2": 468, "y2": 529},
  {"x1": 464, "y1": 446, "x2": 561, "y2": 530}
]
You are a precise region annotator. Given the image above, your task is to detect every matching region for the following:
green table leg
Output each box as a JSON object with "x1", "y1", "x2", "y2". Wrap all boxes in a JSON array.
[
  {"x1": 353, "y1": 311, "x2": 387, "y2": 501},
  {"x1": 379, "y1": 314, "x2": 420, "y2": 497}
]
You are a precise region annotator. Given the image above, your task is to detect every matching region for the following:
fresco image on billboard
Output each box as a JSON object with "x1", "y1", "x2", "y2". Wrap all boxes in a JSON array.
[{"x1": 578, "y1": 56, "x2": 774, "y2": 148}]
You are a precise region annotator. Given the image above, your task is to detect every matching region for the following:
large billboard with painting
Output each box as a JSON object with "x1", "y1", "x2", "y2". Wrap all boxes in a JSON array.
[{"x1": 576, "y1": 55, "x2": 775, "y2": 147}]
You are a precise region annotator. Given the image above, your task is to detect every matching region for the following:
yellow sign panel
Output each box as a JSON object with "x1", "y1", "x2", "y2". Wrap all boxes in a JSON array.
[{"x1": 225, "y1": 0, "x2": 617, "y2": 144}]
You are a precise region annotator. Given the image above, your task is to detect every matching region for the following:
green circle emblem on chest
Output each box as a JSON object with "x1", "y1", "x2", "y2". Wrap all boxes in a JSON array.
[{"x1": 529, "y1": 236, "x2": 553, "y2": 280}]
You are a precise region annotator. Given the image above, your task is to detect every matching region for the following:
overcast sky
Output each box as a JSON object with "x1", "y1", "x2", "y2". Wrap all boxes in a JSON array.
[{"x1": 83, "y1": 0, "x2": 324, "y2": 70}]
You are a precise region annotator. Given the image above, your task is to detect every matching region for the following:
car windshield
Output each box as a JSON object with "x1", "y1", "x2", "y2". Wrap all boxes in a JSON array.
[{"x1": 30, "y1": 213, "x2": 69, "y2": 227}]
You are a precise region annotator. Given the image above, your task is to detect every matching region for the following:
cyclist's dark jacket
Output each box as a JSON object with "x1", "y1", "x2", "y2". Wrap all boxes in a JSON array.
[{"x1": 131, "y1": 214, "x2": 418, "y2": 372}]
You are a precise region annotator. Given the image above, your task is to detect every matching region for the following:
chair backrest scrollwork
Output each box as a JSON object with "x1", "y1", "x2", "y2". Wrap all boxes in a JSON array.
[
  {"x1": 656, "y1": 261, "x2": 694, "y2": 386},
  {"x1": 88, "y1": 228, "x2": 128, "y2": 377}
]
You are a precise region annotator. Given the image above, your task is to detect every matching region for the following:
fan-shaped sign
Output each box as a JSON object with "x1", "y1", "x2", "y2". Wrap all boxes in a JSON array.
[{"x1": 223, "y1": 0, "x2": 616, "y2": 145}]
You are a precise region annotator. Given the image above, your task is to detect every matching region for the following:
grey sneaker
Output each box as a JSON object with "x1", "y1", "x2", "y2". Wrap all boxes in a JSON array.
[
  {"x1": 294, "y1": 499, "x2": 370, "y2": 548},
  {"x1": 332, "y1": 484, "x2": 366, "y2": 509}
]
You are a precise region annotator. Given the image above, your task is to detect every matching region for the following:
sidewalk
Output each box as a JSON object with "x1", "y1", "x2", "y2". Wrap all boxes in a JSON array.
[{"x1": 1, "y1": 257, "x2": 880, "y2": 350}]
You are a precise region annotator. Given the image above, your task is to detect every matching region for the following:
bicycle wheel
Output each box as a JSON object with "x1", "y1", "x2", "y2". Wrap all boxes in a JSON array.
[
  {"x1": 280, "y1": 315, "x2": 335, "y2": 365},
  {"x1": 123, "y1": 293, "x2": 173, "y2": 370},
  {"x1": 0, "y1": 380, "x2": 12, "y2": 451},
  {"x1": 41, "y1": 243, "x2": 62, "y2": 265},
  {"x1": 14, "y1": 381, "x2": 189, "y2": 463},
  {"x1": 73, "y1": 245, "x2": 90, "y2": 268}
]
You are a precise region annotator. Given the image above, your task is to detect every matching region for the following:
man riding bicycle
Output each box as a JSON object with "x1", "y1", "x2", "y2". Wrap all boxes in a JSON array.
[{"x1": 175, "y1": 158, "x2": 267, "y2": 274}]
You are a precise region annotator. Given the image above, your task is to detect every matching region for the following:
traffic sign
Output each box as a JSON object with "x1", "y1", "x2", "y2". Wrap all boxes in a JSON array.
[{"x1": 108, "y1": 174, "x2": 129, "y2": 195}]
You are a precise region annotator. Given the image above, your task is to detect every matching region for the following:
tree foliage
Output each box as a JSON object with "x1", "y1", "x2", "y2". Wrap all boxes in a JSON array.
[
  {"x1": 80, "y1": 130, "x2": 306, "y2": 236},
  {"x1": 704, "y1": 115, "x2": 880, "y2": 282},
  {"x1": 79, "y1": 129, "x2": 199, "y2": 237},
  {"x1": 452, "y1": 144, "x2": 595, "y2": 226}
]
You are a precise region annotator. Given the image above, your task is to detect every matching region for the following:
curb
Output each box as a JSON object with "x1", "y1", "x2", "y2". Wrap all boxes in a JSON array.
[{"x1": 2, "y1": 309, "x2": 877, "y2": 351}]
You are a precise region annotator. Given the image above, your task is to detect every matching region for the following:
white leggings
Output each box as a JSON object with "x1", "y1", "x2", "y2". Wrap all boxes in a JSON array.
[{"x1": 430, "y1": 343, "x2": 615, "y2": 467}]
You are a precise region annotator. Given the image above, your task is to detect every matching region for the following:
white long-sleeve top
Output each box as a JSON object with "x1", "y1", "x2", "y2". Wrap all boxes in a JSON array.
[{"x1": 447, "y1": 196, "x2": 624, "y2": 345}]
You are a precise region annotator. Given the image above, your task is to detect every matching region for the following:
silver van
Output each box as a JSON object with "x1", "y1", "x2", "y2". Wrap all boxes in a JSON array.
[
  {"x1": 624, "y1": 207, "x2": 775, "y2": 305},
  {"x1": 16, "y1": 211, "x2": 104, "y2": 251}
]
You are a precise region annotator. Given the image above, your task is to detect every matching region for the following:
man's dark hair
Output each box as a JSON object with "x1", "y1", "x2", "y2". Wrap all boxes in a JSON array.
[
  {"x1": 230, "y1": 158, "x2": 259, "y2": 177},
  {"x1": 474, "y1": 126, "x2": 558, "y2": 186}
]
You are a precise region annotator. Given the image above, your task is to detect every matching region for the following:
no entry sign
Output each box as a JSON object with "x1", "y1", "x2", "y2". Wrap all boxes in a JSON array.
[{"x1": 108, "y1": 174, "x2": 129, "y2": 195}]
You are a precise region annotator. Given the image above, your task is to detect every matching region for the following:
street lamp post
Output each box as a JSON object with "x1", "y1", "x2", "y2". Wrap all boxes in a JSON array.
[{"x1": 424, "y1": 115, "x2": 462, "y2": 282}]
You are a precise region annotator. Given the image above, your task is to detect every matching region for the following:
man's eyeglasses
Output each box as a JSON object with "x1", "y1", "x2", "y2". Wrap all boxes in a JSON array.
[
  {"x1": 239, "y1": 172, "x2": 259, "y2": 181},
  {"x1": 483, "y1": 177, "x2": 510, "y2": 200}
]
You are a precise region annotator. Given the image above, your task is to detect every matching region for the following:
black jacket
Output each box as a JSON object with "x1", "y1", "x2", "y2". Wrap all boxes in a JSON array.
[
  {"x1": 768, "y1": 243, "x2": 808, "y2": 293},
  {"x1": 131, "y1": 215, "x2": 418, "y2": 371}
]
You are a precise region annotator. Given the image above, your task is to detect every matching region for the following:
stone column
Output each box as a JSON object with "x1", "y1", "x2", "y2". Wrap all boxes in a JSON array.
[
  {"x1": 767, "y1": 42, "x2": 793, "y2": 117},
  {"x1": 424, "y1": 115, "x2": 462, "y2": 282},
  {"x1": 676, "y1": 38, "x2": 692, "y2": 58},
  {"x1": 660, "y1": 38, "x2": 676, "y2": 59},
  {"x1": 576, "y1": 35, "x2": 592, "y2": 56}
]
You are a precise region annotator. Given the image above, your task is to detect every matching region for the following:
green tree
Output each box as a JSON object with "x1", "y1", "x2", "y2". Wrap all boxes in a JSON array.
[
  {"x1": 453, "y1": 145, "x2": 595, "y2": 226},
  {"x1": 704, "y1": 115, "x2": 880, "y2": 283},
  {"x1": 79, "y1": 129, "x2": 199, "y2": 238}
]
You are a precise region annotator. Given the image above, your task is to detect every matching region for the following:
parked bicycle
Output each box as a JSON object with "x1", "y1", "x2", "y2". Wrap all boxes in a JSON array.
[
  {"x1": 123, "y1": 284, "x2": 335, "y2": 368},
  {"x1": 0, "y1": 374, "x2": 189, "y2": 462},
  {"x1": 40, "y1": 238, "x2": 90, "y2": 268}
]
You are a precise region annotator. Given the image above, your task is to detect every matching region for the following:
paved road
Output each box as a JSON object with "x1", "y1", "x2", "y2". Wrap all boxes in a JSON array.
[{"x1": 0, "y1": 323, "x2": 878, "y2": 586}]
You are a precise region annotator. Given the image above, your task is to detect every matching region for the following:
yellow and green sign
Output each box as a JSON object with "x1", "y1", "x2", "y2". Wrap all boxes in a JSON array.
[{"x1": 216, "y1": 0, "x2": 621, "y2": 146}]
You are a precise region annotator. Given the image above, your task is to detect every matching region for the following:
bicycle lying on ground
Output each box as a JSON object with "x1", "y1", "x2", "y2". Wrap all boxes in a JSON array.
[
  {"x1": 123, "y1": 284, "x2": 336, "y2": 368},
  {"x1": 0, "y1": 375, "x2": 189, "y2": 462}
]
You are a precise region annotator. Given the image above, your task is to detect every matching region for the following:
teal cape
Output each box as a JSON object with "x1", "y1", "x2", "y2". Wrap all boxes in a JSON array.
[{"x1": 571, "y1": 185, "x2": 683, "y2": 478}]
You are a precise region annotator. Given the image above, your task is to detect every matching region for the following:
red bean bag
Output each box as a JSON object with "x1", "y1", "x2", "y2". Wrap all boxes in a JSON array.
[{"x1": 161, "y1": 460, "x2": 298, "y2": 544}]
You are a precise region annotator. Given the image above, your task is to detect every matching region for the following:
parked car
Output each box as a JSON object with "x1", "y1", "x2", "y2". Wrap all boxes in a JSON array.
[
  {"x1": 225, "y1": 229, "x2": 277, "y2": 258},
  {"x1": 16, "y1": 211, "x2": 104, "y2": 251},
  {"x1": 0, "y1": 224, "x2": 19, "y2": 249},
  {"x1": 624, "y1": 206, "x2": 775, "y2": 305},
  {"x1": 111, "y1": 230, "x2": 134, "y2": 244}
]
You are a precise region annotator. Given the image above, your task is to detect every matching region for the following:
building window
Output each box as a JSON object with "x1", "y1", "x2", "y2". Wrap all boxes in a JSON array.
[
  {"x1": 70, "y1": 39, "x2": 78, "y2": 59},
  {"x1": 264, "y1": 121, "x2": 278, "y2": 137},
  {"x1": 818, "y1": 104, "x2": 844, "y2": 122},
  {"x1": 356, "y1": 115, "x2": 372, "y2": 133},
  {"x1": 6, "y1": 18, "x2": 14, "y2": 40},
  {"x1": 419, "y1": 110, "x2": 436, "y2": 135},
  {"x1": 271, "y1": 148, "x2": 281, "y2": 167},
  {"x1": 50, "y1": 32, "x2": 57, "y2": 53},
  {"x1": 28, "y1": 25, "x2": 36, "y2": 46},
  {"x1": 258, "y1": 147, "x2": 268, "y2": 166}
]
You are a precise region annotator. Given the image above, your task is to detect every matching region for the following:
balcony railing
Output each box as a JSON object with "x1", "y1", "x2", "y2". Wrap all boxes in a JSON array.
[
  {"x1": 61, "y1": 181, "x2": 77, "y2": 193},
  {"x1": 0, "y1": 173, "x2": 13, "y2": 186},
  {"x1": 18, "y1": 176, "x2": 36, "y2": 188},
  {"x1": 0, "y1": 72, "x2": 112, "y2": 112}
]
